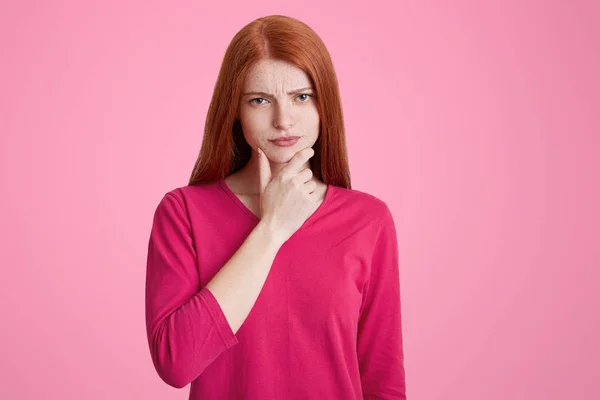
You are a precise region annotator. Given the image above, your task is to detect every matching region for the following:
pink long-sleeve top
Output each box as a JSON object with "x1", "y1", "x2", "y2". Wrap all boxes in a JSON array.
[{"x1": 145, "y1": 178, "x2": 407, "y2": 399}]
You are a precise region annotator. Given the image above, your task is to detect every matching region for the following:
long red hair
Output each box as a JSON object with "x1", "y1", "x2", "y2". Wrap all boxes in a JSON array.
[{"x1": 188, "y1": 15, "x2": 351, "y2": 189}]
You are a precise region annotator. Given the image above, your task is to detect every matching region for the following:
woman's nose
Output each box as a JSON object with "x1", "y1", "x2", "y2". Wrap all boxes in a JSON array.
[{"x1": 273, "y1": 103, "x2": 295, "y2": 130}]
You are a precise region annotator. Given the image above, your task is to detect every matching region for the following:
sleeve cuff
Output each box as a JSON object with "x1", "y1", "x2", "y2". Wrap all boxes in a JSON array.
[{"x1": 199, "y1": 287, "x2": 240, "y2": 349}]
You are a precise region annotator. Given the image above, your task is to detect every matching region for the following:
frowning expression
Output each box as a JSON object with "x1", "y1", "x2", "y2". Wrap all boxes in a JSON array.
[{"x1": 237, "y1": 58, "x2": 320, "y2": 164}]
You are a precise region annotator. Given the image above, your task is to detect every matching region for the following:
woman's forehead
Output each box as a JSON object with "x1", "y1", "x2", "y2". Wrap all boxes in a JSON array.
[{"x1": 244, "y1": 59, "x2": 311, "y2": 91}]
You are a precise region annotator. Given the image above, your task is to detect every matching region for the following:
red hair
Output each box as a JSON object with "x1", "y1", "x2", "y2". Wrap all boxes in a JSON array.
[{"x1": 188, "y1": 15, "x2": 351, "y2": 189}]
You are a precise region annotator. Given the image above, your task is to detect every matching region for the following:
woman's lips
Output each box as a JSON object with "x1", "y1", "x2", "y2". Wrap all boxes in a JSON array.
[{"x1": 270, "y1": 136, "x2": 300, "y2": 147}]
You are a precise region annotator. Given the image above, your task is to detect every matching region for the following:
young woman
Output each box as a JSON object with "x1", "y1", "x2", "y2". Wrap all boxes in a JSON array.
[{"x1": 145, "y1": 14, "x2": 407, "y2": 400}]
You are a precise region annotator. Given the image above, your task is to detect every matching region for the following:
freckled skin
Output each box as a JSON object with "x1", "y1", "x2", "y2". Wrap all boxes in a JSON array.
[
  {"x1": 238, "y1": 59, "x2": 319, "y2": 173},
  {"x1": 228, "y1": 58, "x2": 325, "y2": 200}
]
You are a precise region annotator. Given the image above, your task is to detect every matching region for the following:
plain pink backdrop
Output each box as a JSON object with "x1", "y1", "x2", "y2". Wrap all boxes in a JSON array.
[{"x1": 1, "y1": 1, "x2": 598, "y2": 399}]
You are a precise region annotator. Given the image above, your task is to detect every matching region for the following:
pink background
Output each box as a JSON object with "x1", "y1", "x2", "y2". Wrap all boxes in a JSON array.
[{"x1": 1, "y1": 1, "x2": 598, "y2": 399}]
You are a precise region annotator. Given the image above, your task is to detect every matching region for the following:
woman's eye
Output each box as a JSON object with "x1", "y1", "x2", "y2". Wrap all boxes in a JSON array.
[{"x1": 250, "y1": 95, "x2": 312, "y2": 105}]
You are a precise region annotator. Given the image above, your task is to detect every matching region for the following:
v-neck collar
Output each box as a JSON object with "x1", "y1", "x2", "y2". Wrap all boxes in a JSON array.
[{"x1": 218, "y1": 177, "x2": 334, "y2": 229}]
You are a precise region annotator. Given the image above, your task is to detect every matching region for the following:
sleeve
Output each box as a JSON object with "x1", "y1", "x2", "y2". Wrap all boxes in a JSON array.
[
  {"x1": 357, "y1": 204, "x2": 407, "y2": 399},
  {"x1": 145, "y1": 192, "x2": 239, "y2": 388}
]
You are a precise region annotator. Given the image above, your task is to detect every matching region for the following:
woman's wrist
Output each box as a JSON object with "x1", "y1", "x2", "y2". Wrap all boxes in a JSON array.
[{"x1": 254, "y1": 219, "x2": 286, "y2": 250}]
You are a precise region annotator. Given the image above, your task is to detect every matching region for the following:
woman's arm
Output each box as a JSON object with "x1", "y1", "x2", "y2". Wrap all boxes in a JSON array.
[
  {"x1": 145, "y1": 192, "x2": 283, "y2": 388},
  {"x1": 357, "y1": 204, "x2": 407, "y2": 399}
]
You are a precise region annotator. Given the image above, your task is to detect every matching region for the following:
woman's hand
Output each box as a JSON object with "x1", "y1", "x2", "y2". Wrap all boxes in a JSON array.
[{"x1": 257, "y1": 146, "x2": 318, "y2": 244}]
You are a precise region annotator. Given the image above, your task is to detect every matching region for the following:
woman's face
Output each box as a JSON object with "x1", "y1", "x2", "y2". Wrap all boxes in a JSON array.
[{"x1": 237, "y1": 58, "x2": 320, "y2": 164}]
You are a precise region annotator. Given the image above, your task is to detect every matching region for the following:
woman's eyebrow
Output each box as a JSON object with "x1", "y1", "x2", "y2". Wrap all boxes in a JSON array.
[{"x1": 242, "y1": 87, "x2": 314, "y2": 96}]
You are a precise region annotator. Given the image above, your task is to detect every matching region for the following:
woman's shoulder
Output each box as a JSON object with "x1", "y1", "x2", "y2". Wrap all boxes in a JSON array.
[
  {"x1": 329, "y1": 184, "x2": 390, "y2": 216},
  {"x1": 154, "y1": 180, "x2": 226, "y2": 212},
  {"x1": 166, "y1": 180, "x2": 221, "y2": 197}
]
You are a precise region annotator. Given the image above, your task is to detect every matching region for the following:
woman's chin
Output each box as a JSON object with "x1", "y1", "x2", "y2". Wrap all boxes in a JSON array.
[{"x1": 265, "y1": 147, "x2": 295, "y2": 163}]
